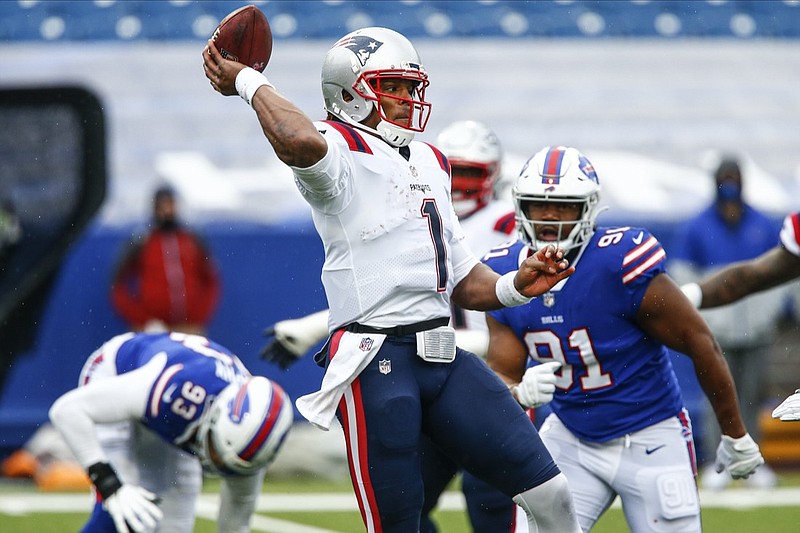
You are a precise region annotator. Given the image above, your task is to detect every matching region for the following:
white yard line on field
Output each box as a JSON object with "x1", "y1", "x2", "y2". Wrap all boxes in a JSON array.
[{"x1": 2, "y1": 488, "x2": 800, "y2": 533}]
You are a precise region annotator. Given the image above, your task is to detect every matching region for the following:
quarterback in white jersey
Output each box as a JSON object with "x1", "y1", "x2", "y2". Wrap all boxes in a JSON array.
[
  {"x1": 204, "y1": 26, "x2": 579, "y2": 533},
  {"x1": 680, "y1": 212, "x2": 800, "y2": 421},
  {"x1": 257, "y1": 118, "x2": 522, "y2": 532},
  {"x1": 257, "y1": 120, "x2": 516, "y2": 366},
  {"x1": 48, "y1": 332, "x2": 293, "y2": 533}
]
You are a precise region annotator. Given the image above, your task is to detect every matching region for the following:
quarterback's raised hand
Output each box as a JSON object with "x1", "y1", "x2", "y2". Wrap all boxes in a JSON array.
[
  {"x1": 713, "y1": 434, "x2": 765, "y2": 479},
  {"x1": 516, "y1": 245, "x2": 574, "y2": 298},
  {"x1": 204, "y1": 39, "x2": 245, "y2": 96},
  {"x1": 260, "y1": 310, "x2": 330, "y2": 369},
  {"x1": 772, "y1": 389, "x2": 800, "y2": 421},
  {"x1": 88, "y1": 462, "x2": 163, "y2": 533},
  {"x1": 513, "y1": 361, "x2": 563, "y2": 408}
]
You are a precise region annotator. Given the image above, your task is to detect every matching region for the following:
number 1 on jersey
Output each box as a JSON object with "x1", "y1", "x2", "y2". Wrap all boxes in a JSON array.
[{"x1": 421, "y1": 198, "x2": 448, "y2": 292}]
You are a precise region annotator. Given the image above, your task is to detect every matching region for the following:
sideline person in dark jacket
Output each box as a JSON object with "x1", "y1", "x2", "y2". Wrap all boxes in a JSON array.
[{"x1": 111, "y1": 186, "x2": 220, "y2": 334}]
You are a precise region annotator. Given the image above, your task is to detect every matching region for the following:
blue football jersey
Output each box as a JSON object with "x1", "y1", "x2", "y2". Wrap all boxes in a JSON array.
[
  {"x1": 485, "y1": 227, "x2": 684, "y2": 442},
  {"x1": 113, "y1": 333, "x2": 251, "y2": 447}
]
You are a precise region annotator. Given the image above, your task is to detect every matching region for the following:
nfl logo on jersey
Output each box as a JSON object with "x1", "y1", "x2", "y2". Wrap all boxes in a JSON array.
[
  {"x1": 379, "y1": 359, "x2": 392, "y2": 375},
  {"x1": 543, "y1": 292, "x2": 555, "y2": 308}
]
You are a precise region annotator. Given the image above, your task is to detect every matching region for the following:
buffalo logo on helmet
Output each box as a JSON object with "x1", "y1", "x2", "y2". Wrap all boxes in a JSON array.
[
  {"x1": 228, "y1": 382, "x2": 251, "y2": 424},
  {"x1": 578, "y1": 154, "x2": 599, "y2": 183},
  {"x1": 337, "y1": 35, "x2": 384, "y2": 66}
]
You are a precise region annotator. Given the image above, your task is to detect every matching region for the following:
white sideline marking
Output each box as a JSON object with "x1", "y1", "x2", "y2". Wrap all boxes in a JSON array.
[{"x1": 2, "y1": 488, "x2": 800, "y2": 532}]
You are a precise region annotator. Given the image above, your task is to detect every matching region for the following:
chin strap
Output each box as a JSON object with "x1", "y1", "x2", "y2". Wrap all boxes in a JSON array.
[{"x1": 375, "y1": 119, "x2": 414, "y2": 147}]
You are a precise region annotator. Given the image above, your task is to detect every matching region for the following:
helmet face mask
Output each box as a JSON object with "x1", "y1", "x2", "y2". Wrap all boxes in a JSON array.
[
  {"x1": 514, "y1": 146, "x2": 600, "y2": 253},
  {"x1": 195, "y1": 376, "x2": 293, "y2": 476},
  {"x1": 322, "y1": 27, "x2": 431, "y2": 147},
  {"x1": 436, "y1": 120, "x2": 503, "y2": 218}
]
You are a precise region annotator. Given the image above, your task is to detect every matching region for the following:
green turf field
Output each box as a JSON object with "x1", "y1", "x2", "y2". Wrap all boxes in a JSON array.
[{"x1": 3, "y1": 472, "x2": 800, "y2": 532}]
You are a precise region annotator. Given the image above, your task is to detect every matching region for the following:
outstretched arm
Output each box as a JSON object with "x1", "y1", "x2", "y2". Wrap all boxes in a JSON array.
[
  {"x1": 452, "y1": 245, "x2": 573, "y2": 311},
  {"x1": 261, "y1": 310, "x2": 330, "y2": 369},
  {"x1": 202, "y1": 40, "x2": 327, "y2": 168},
  {"x1": 683, "y1": 246, "x2": 800, "y2": 309}
]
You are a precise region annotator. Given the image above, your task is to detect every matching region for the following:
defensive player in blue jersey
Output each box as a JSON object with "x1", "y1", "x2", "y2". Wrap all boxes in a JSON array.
[
  {"x1": 49, "y1": 332, "x2": 294, "y2": 533},
  {"x1": 204, "y1": 26, "x2": 581, "y2": 533},
  {"x1": 484, "y1": 146, "x2": 765, "y2": 533}
]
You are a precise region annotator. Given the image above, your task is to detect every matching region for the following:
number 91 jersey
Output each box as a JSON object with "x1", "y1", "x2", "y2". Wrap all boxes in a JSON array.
[
  {"x1": 484, "y1": 226, "x2": 684, "y2": 442},
  {"x1": 113, "y1": 332, "x2": 251, "y2": 447}
]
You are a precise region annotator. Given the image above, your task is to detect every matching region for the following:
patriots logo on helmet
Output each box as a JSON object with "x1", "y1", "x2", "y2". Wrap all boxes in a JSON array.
[{"x1": 338, "y1": 35, "x2": 384, "y2": 66}]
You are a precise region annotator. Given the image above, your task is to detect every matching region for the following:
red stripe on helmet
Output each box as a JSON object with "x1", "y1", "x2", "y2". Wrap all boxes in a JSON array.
[
  {"x1": 239, "y1": 382, "x2": 286, "y2": 461},
  {"x1": 543, "y1": 146, "x2": 565, "y2": 181}
]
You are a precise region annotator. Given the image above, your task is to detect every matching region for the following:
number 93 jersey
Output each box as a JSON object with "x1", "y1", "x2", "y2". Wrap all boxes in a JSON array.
[
  {"x1": 484, "y1": 226, "x2": 684, "y2": 442},
  {"x1": 110, "y1": 332, "x2": 251, "y2": 447}
]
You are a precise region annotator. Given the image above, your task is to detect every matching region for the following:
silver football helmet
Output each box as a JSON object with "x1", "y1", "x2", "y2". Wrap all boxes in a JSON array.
[
  {"x1": 321, "y1": 27, "x2": 431, "y2": 147},
  {"x1": 436, "y1": 120, "x2": 503, "y2": 218},
  {"x1": 514, "y1": 145, "x2": 601, "y2": 253},
  {"x1": 196, "y1": 376, "x2": 293, "y2": 476}
]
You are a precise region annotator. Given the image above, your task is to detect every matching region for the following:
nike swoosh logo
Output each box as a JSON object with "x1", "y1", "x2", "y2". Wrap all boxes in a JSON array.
[
  {"x1": 645, "y1": 444, "x2": 666, "y2": 455},
  {"x1": 632, "y1": 232, "x2": 644, "y2": 245},
  {"x1": 162, "y1": 384, "x2": 177, "y2": 403}
]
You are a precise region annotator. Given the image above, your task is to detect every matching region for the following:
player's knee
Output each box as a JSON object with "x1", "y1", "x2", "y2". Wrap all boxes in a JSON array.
[{"x1": 513, "y1": 473, "x2": 581, "y2": 533}]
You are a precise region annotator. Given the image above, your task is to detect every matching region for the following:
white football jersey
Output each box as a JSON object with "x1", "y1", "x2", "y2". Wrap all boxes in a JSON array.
[{"x1": 292, "y1": 121, "x2": 480, "y2": 330}]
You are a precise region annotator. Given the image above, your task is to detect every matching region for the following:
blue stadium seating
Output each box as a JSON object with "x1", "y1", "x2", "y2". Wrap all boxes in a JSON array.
[{"x1": 0, "y1": 1, "x2": 797, "y2": 42}]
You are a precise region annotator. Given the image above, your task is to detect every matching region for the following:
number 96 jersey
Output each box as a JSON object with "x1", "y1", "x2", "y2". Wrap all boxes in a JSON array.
[{"x1": 484, "y1": 226, "x2": 684, "y2": 442}]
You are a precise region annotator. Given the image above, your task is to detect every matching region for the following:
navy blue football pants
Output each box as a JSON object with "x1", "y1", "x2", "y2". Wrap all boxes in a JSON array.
[{"x1": 331, "y1": 333, "x2": 560, "y2": 533}]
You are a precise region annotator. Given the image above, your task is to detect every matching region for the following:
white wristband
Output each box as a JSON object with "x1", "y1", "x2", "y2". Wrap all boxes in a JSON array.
[
  {"x1": 235, "y1": 67, "x2": 274, "y2": 106},
  {"x1": 680, "y1": 282, "x2": 702, "y2": 309},
  {"x1": 496, "y1": 271, "x2": 534, "y2": 307}
]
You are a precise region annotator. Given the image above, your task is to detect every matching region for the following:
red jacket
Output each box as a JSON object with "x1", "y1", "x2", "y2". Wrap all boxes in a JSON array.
[{"x1": 111, "y1": 228, "x2": 220, "y2": 330}]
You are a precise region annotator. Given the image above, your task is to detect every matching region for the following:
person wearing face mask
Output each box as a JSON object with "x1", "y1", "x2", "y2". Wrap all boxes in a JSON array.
[
  {"x1": 669, "y1": 156, "x2": 784, "y2": 490},
  {"x1": 110, "y1": 186, "x2": 220, "y2": 335}
]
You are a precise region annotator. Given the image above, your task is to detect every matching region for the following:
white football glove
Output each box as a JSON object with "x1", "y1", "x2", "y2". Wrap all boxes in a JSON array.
[
  {"x1": 514, "y1": 361, "x2": 562, "y2": 409},
  {"x1": 260, "y1": 310, "x2": 329, "y2": 369},
  {"x1": 772, "y1": 389, "x2": 800, "y2": 421},
  {"x1": 714, "y1": 433, "x2": 765, "y2": 480},
  {"x1": 104, "y1": 484, "x2": 163, "y2": 533}
]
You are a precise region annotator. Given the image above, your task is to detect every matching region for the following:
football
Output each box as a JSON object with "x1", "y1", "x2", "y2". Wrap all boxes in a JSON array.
[{"x1": 211, "y1": 5, "x2": 272, "y2": 72}]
